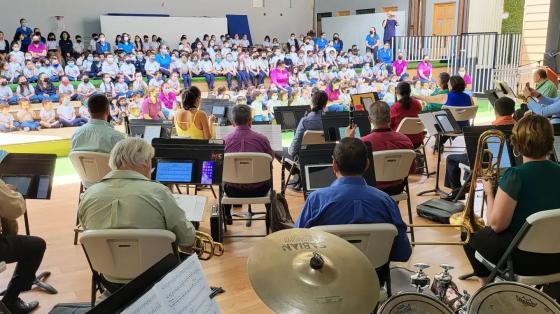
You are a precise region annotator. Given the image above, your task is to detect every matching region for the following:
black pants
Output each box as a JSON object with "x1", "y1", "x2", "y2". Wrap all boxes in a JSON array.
[
  {"x1": 0, "y1": 235, "x2": 46, "y2": 303},
  {"x1": 223, "y1": 183, "x2": 272, "y2": 218},
  {"x1": 464, "y1": 227, "x2": 560, "y2": 277},
  {"x1": 444, "y1": 153, "x2": 470, "y2": 189}
]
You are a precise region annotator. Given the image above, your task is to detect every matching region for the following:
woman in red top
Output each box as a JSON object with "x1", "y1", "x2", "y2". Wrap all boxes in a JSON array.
[{"x1": 390, "y1": 82, "x2": 424, "y2": 147}]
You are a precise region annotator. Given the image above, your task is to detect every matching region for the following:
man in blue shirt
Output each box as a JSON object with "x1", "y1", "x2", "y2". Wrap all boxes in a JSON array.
[
  {"x1": 95, "y1": 33, "x2": 111, "y2": 55},
  {"x1": 315, "y1": 33, "x2": 328, "y2": 51},
  {"x1": 16, "y1": 18, "x2": 33, "y2": 39},
  {"x1": 377, "y1": 42, "x2": 393, "y2": 74},
  {"x1": 524, "y1": 86, "x2": 560, "y2": 124},
  {"x1": 295, "y1": 137, "x2": 412, "y2": 285},
  {"x1": 154, "y1": 45, "x2": 172, "y2": 77}
]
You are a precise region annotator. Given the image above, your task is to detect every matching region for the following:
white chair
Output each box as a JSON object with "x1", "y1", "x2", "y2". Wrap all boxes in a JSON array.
[
  {"x1": 396, "y1": 118, "x2": 430, "y2": 177},
  {"x1": 80, "y1": 229, "x2": 177, "y2": 306},
  {"x1": 312, "y1": 224, "x2": 398, "y2": 296},
  {"x1": 281, "y1": 130, "x2": 325, "y2": 193},
  {"x1": 442, "y1": 105, "x2": 478, "y2": 126},
  {"x1": 221, "y1": 153, "x2": 273, "y2": 237},
  {"x1": 69, "y1": 152, "x2": 112, "y2": 245},
  {"x1": 371, "y1": 150, "x2": 417, "y2": 242},
  {"x1": 476, "y1": 208, "x2": 560, "y2": 285}
]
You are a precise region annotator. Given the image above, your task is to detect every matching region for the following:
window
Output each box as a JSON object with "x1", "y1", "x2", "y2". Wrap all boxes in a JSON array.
[{"x1": 356, "y1": 8, "x2": 376, "y2": 15}]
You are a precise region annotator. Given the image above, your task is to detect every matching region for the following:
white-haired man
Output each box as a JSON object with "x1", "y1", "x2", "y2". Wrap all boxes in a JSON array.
[{"x1": 78, "y1": 138, "x2": 196, "y2": 290}]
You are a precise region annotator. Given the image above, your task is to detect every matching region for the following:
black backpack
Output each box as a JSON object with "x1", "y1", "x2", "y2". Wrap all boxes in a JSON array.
[{"x1": 269, "y1": 190, "x2": 294, "y2": 233}]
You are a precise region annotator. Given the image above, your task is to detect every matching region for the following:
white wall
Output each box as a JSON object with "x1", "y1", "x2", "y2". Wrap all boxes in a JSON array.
[
  {"x1": 0, "y1": 0, "x2": 313, "y2": 44},
  {"x1": 467, "y1": 0, "x2": 504, "y2": 33},
  {"x1": 322, "y1": 12, "x2": 407, "y2": 51}
]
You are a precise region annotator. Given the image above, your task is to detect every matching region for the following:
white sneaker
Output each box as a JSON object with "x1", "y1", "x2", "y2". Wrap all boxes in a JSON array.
[{"x1": 23, "y1": 127, "x2": 30, "y2": 132}]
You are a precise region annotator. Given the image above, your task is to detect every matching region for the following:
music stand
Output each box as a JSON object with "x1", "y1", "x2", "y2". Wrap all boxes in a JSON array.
[
  {"x1": 321, "y1": 111, "x2": 372, "y2": 141},
  {"x1": 417, "y1": 110, "x2": 461, "y2": 196},
  {"x1": 350, "y1": 92, "x2": 379, "y2": 111},
  {"x1": 274, "y1": 105, "x2": 311, "y2": 132},
  {"x1": 0, "y1": 153, "x2": 57, "y2": 294}
]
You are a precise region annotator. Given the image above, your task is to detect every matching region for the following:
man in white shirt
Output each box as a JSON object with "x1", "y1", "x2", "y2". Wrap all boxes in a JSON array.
[
  {"x1": 101, "y1": 53, "x2": 120, "y2": 78},
  {"x1": 144, "y1": 52, "x2": 160, "y2": 79}
]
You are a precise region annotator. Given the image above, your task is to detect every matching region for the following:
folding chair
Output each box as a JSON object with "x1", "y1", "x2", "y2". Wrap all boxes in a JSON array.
[
  {"x1": 396, "y1": 117, "x2": 430, "y2": 177},
  {"x1": 221, "y1": 153, "x2": 274, "y2": 237},
  {"x1": 280, "y1": 130, "x2": 325, "y2": 194},
  {"x1": 69, "y1": 152, "x2": 111, "y2": 245},
  {"x1": 371, "y1": 150, "x2": 417, "y2": 242},
  {"x1": 80, "y1": 229, "x2": 178, "y2": 307}
]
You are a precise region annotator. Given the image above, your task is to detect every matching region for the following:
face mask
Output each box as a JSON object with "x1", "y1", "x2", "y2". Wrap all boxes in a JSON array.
[
  {"x1": 99, "y1": 37, "x2": 105, "y2": 42},
  {"x1": 104, "y1": 77, "x2": 111, "y2": 83},
  {"x1": 68, "y1": 62, "x2": 75, "y2": 66},
  {"x1": 77, "y1": 39, "x2": 82, "y2": 43},
  {"x1": 0, "y1": 82, "x2": 7, "y2": 86},
  {"x1": 398, "y1": 56, "x2": 403, "y2": 60},
  {"x1": 87, "y1": 56, "x2": 93, "y2": 61},
  {"x1": 370, "y1": 31, "x2": 374, "y2": 34},
  {"x1": 35, "y1": 63, "x2": 41, "y2": 67},
  {"x1": 93, "y1": 37, "x2": 99, "y2": 41},
  {"x1": 62, "y1": 80, "x2": 69, "y2": 86},
  {"x1": 227, "y1": 57, "x2": 233, "y2": 61},
  {"x1": 83, "y1": 78, "x2": 89, "y2": 83},
  {"x1": 161, "y1": 49, "x2": 167, "y2": 53},
  {"x1": 197, "y1": 45, "x2": 202, "y2": 49},
  {"x1": 107, "y1": 57, "x2": 114, "y2": 63},
  {"x1": 33, "y1": 40, "x2": 40, "y2": 44},
  {"x1": 43, "y1": 78, "x2": 49, "y2": 83},
  {"x1": 163, "y1": 88, "x2": 171, "y2": 93},
  {"x1": 271, "y1": 95, "x2": 278, "y2": 100},
  {"x1": 22, "y1": 23, "x2": 28, "y2": 27},
  {"x1": 12, "y1": 47, "x2": 20, "y2": 52},
  {"x1": 137, "y1": 55, "x2": 143, "y2": 60},
  {"x1": 52, "y1": 60, "x2": 58, "y2": 65}
]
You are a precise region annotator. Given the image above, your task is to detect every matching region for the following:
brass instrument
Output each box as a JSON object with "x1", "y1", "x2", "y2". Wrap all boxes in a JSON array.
[
  {"x1": 192, "y1": 231, "x2": 224, "y2": 260},
  {"x1": 409, "y1": 129, "x2": 507, "y2": 245}
]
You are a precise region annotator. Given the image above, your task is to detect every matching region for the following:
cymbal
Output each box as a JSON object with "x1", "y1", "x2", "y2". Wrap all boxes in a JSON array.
[{"x1": 247, "y1": 228, "x2": 379, "y2": 314}]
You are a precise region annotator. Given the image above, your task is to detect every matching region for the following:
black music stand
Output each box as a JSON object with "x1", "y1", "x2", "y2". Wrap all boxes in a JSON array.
[
  {"x1": 274, "y1": 105, "x2": 310, "y2": 132},
  {"x1": 416, "y1": 110, "x2": 462, "y2": 197},
  {"x1": 0, "y1": 153, "x2": 58, "y2": 294}
]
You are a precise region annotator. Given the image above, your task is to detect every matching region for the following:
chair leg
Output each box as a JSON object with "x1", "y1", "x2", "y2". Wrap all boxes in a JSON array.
[
  {"x1": 422, "y1": 145, "x2": 431, "y2": 177},
  {"x1": 246, "y1": 205, "x2": 253, "y2": 227},
  {"x1": 386, "y1": 271, "x2": 393, "y2": 297},
  {"x1": 210, "y1": 185, "x2": 217, "y2": 199},
  {"x1": 265, "y1": 204, "x2": 271, "y2": 235},
  {"x1": 91, "y1": 274, "x2": 97, "y2": 308},
  {"x1": 73, "y1": 213, "x2": 80, "y2": 245},
  {"x1": 406, "y1": 180, "x2": 415, "y2": 244}
]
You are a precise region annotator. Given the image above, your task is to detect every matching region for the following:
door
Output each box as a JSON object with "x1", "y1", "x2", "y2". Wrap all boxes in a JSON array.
[{"x1": 432, "y1": 2, "x2": 456, "y2": 35}]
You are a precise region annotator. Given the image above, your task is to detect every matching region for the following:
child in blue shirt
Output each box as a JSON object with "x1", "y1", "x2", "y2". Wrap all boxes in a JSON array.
[{"x1": 65, "y1": 58, "x2": 81, "y2": 81}]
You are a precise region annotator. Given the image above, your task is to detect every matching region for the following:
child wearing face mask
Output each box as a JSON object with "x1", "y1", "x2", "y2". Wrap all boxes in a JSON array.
[
  {"x1": 102, "y1": 53, "x2": 119, "y2": 79},
  {"x1": 78, "y1": 99, "x2": 91, "y2": 122},
  {"x1": 198, "y1": 53, "x2": 215, "y2": 91},
  {"x1": 0, "y1": 104, "x2": 18, "y2": 132},
  {"x1": 114, "y1": 74, "x2": 132, "y2": 98},
  {"x1": 16, "y1": 100, "x2": 40, "y2": 131},
  {"x1": 39, "y1": 100, "x2": 60, "y2": 128},
  {"x1": 89, "y1": 54, "x2": 103, "y2": 78},
  {"x1": 77, "y1": 75, "x2": 95, "y2": 99},
  {"x1": 15, "y1": 75, "x2": 39, "y2": 103},
  {"x1": 250, "y1": 90, "x2": 267, "y2": 122},
  {"x1": 9, "y1": 43, "x2": 25, "y2": 65},
  {"x1": 95, "y1": 34, "x2": 111, "y2": 55},
  {"x1": 148, "y1": 71, "x2": 164, "y2": 89},
  {"x1": 144, "y1": 52, "x2": 160, "y2": 80},
  {"x1": 23, "y1": 61, "x2": 38, "y2": 83},
  {"x1": 57, "y1": 96, "x2": 87, "y2": 127},
  {"x1": 167, "y1": 72, "x2": 182, "y2": 95},
  {"x1": 158, "y1": 82, "x2": 177, "y2": 119},
  {"x1": 0, "y1": 77, "x2": 17, "y2": 105},
  {"x1": 131, "y1": 72, "x2": 148, "y2": 97},
  {"x1": 59, "y1": 76, "x2": 78, "y2": 100},
  {"x1": 46, "y1": 33, "x2": 58, "y2": 53},
  {"x1": 64, "y1": 58, "x2": 81, "y2": 81},
  {"x1": 98, "y1": 73, "x2": 116, "y2": 99}
]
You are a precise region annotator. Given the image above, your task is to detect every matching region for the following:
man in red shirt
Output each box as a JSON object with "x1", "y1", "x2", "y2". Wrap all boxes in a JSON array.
[
  {"x1": 443, "y1": 97, "x2": 516, "y2": 200},
  {"x1": 346, "y1": 101, "x2": 413, "y2": 195}
]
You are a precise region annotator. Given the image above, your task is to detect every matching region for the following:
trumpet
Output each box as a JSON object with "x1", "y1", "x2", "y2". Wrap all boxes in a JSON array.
[
  {"x1": 192, "y1": 231, "x2": 225, "y2": 260},
  {"x1": 409, "y1": 129, "x2": 507, "y2": 245}
]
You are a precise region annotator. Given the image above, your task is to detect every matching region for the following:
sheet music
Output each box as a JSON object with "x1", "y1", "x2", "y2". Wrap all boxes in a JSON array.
[
  {"x1": 121, "y1": 256, "x2": 220, "y2": 314},
  {"x1": 215, "y1": 125, "x2": 283, "y2": 151},
  {"x1": 173, "y1": 194, "x2": 207, "y2": 222}
]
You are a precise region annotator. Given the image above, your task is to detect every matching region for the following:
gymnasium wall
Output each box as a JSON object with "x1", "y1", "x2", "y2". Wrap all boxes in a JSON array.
[{"x1": 0, "y1": 0, "x2": 313, "y2": 45}]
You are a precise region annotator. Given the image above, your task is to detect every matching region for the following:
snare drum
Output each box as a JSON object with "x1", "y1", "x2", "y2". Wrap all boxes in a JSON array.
[
  {"x1": 378, "y1": 292, "x2": 454, "y2": 314},
  {"x1": 467, "y1": 282, "x2": 560, "y2": 314}
]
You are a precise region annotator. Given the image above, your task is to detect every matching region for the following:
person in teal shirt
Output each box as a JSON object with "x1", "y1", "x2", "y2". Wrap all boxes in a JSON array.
[
  {"x1": 421, "y1": 72, "x2": 450, "y2": 112},
  {"x1": 71, "y1": 94, "x2": 125, "y2": 154},
  {"x1": 464, "y1": 115, "x2": 560, "y2": 284}
]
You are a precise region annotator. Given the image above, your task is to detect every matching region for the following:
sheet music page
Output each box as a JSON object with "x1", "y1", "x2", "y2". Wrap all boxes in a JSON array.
[
  {"x1": 215, "y1": 125, "x2": 283, "y2": 151},
  {"x1": 173, "y1": 195, "x2": 207, "y2": 222},
  {"x1": 121, "y1": 256, "x2": 220, "y2": 314}
]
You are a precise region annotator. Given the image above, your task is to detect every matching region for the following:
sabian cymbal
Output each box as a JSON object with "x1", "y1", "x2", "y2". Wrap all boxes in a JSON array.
[{"x1": 247, "y1": 228, "x2": 379, "y2": 314}]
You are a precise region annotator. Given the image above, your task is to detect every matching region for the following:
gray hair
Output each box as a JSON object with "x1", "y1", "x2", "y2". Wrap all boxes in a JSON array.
[
  {"x1": 109, "y1": 138, "x2": 154, "y2": 170},
  {"x1": 232, "y1": 104, "x2": 252, "y2": 126},
  {"x1": 367, "y1": 101, "x2": 391, "y2": 127}
]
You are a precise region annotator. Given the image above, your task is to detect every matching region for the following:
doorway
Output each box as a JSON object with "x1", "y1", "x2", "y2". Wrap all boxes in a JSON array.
[{"x1": 431, "y1": 2, "x2": 456, "y2": 35}]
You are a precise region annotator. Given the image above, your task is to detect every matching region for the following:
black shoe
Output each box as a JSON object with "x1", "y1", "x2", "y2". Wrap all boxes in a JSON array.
[
  {"x1": 287, "y1": 175, "x2": 301, "y2": 186},
  {"x1": 442, "y1": 189, "x2": 465, "y2": 201},
  {"x1": 290, "y1": 183, "x2": 302, "y2": 192},
  {"x1": 4, "y1": 298, "x2": 39, "y2": 314}
]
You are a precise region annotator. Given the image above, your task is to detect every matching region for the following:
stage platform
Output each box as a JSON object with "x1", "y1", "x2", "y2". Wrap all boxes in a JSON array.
[{"x1": 1, "y1": 132, "x2": 71, "y2": 157}]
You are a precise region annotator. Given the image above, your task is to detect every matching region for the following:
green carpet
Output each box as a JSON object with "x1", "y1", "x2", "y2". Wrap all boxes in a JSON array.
[{"x1": 54, "y1": 157, "x2": 76, "y2": 177}]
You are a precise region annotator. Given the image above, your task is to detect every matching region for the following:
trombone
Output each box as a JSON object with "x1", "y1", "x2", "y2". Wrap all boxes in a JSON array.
[{"x1": 409, "y1": 129, "x2": 507, "y2": 245}]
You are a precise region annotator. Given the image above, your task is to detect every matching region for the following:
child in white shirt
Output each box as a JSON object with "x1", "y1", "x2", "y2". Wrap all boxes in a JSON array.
[
  {"x1": 98, "y1": 73, "x2": 116, "y2": 99},
  {"x1": 114, "y1": 75, "x2": 131, "y2": 98},
  {"x1": 58, "y1": 76, "x2": 77, "y2": 100},
  {"x1": 101, "y1": 54, "x2": 120, "y2": 78},
  {"x1": 78, "y1": 100, "x2": 91, "y2": 121},
  {"x1": 167, "y1": 72, "x2": 182, "y2": 95},
  {"x1": 39, "y1": 100, "x2": 60, "y2": 128},
  {"x1": 77, "y1": 75, "x2": 96, "y2": 99},
  {"x1": 0, "y1": 104, "x2": 17, "y2": 132},
  {"x1": 131, "y1": 72, "x2": 148, "y2": 96},
  {"x1": 148, "y1": 72, "x2": 164, "y2": 89},
  {"x1": 64, "y1": 59, "x2": 81, "y2": 81},
  {"x1": 8, "y1": 43, "x2": 25, "y2": 65},
  {"x1": 22, "y1": 61, "x2": 38, "y2": 83},
  {"x1": 16, "y1": 100, "x2": 40, "y2": 131}
]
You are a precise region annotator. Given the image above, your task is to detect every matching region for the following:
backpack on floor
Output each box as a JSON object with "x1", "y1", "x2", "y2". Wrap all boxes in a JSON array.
[{"x1": 269, "y1": 190, "x2": 294, "y2": 233}]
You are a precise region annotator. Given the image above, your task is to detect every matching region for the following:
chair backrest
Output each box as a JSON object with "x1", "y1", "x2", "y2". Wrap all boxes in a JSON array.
[
  {"x1": 441, "y1": 105, "x2": 478, "y2": 123},
  {"x1": 69, "y1": 151, "x2": 111, "y2": 188},
  {"x1": 371, "y1": 149, "x2": 416, "y2": 182},
  {"x1": 222, "y1": 153, "x2": 272, "y2": 184},
  {"x1": 80, "y1": 229, "x2": 176, "y2": 281},
  {"x1": 396, "y1": 117, "x2": 425, "y2": 135},
  {"x1": 518, "y1": 209, "x2": 560, "y2": 254},
  {"x1": 302, "y1": 130, "x2": 325, "y2": 145},
  {"x1": 312, "y1": 224, "x2": 397, "y2": 269}
]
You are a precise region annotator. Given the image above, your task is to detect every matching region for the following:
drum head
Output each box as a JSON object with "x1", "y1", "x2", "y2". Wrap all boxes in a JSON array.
[
  {"x1": 467, "y1": 282, "x2": 560, "y2": 314},
  {"x1": 378, "y1": 292, "x2": 454, "y2": 314}
]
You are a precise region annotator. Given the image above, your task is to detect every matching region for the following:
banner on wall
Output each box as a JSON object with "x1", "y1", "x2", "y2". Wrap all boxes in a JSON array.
[{"x1": 321, "y1": 11, "x2": 406, "y2": 53}]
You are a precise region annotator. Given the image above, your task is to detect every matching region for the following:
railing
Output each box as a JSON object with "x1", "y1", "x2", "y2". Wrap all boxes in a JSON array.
[{"x1": 392, "y1": 33, "x2": 522, "y2": 94}]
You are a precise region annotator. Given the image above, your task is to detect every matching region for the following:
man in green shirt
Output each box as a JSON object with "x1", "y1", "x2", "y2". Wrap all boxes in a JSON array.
[
  {"x1": 78, "y1": 138, "x2": 196, "y2": 286},
  {"x1": 534, "y1": 68, "x2": 558, "y2": 99},
  {"x1": 71, "y1": 94, "x2": 125, "y2": 154}
]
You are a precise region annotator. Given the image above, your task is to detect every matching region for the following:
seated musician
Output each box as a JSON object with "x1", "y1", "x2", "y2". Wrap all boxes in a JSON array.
[
  {"x1": 443, "y1": 97, "x2": 516, "y2": 200},
  {"x1": 223, "y1": 104, "x2": 274, "y2": 224},
  {"x1": 346, "y1": 100, "x2": 414, "y2": 195},
  {"x1": 464, "y1": 115, "x2": 560, "y2": 284},
  {"x1": 295, "y1": 137, "x2": 412, "y2": 286},
  {"x1": 78, "y1": 138, "x2": 196, "y2": 291}
]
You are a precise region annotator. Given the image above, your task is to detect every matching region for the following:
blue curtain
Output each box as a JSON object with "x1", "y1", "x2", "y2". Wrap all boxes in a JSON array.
[{"x1": 226, "y1": 15, "x2": 252, "y2": 46}]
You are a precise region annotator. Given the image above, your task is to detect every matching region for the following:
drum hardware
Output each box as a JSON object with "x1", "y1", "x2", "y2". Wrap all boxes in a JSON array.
[
  {"x1": 432, "y1": 264, "x2": 454, "y2": 301},
  {"x1": 410, "y1": 263, "x2": 431, "y2": 293}
]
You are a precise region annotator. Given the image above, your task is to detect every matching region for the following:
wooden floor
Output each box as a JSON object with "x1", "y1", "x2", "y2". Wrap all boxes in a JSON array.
[{"x1": 0, "y1": 132, "x2": 482, "y2": 313}]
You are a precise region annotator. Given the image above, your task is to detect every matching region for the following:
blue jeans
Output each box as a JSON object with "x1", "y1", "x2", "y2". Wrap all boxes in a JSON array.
[
  {"x1": 20, "y1": 120, "x2": 40, "y2": 130},
  {"x1": 27, "y1": 76, "x2": 38, "y2": 83},
  {"x1": 37, "y1": 94, "x2": 59, "y2": 102},
  {"x1": 258, "y1": 71, "x2": 267, "y2": 85},
  {"x1": 225, "y1": 73, "x2": 235, "y2": 89},
  {"x1": 131, "y1": 90, "x2": 145, "y2": 97},
  {"x1": 237, "y1": 70, "x2": 249, "y2": 90},
  {"x1": 60, "y1": 117, "x2": 88, "y2": 127},
  {"x1": 201, "y1": 72, "x2": 215, "y2": 90},
  {"x1": 182, "y1": 74, "x2": 192, "y2": 88},
  {"x1": 159, "y1": 68, "x2": 171, "y2": 77},
  {"x1": 117, "y1": 91, "x2": 133, "y2": 98},
  {"x1": 398, "y1": 73, "x2": 410, "y2": 81},
  {"x1": 1, "y1": 96, "x2": 18, "y2": 105},
  {"x1": 48, "y1": 76, "x2": 60, "y2": 82},
  {"x1": 0, "y1": 122, "x2": 20, "y2": 132}
]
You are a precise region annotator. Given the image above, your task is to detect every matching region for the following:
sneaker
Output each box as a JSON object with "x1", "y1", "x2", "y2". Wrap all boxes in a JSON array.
[{"x1": 23, "y1": 127, "x2": 30, "y2": 132}]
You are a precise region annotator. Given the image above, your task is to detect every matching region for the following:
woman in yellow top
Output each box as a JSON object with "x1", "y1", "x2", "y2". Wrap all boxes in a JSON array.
[{"x1": 174, "y1": 86, "x2": 215, "y2": 139}]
